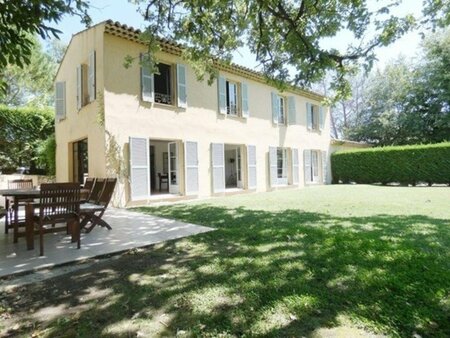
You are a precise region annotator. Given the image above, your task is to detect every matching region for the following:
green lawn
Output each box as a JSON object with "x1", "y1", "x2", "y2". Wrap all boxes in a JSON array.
[{"x1": 1, "y1": 185, "x2": 449, "y2": 337}]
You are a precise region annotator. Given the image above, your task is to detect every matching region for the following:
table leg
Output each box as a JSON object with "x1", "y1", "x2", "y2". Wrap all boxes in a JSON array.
[
  {"x1": 4, "y1": 198, "x2": 9, "y2": 234},
  {"x1": 13, "y1": 197, "x2": 18, "y2": 243},
  {"x1": 25, "y1": 203, "x2": 34, "y2": 250}
]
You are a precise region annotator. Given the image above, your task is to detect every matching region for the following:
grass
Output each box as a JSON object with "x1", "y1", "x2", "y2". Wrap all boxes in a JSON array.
[{"x1": 1, "y1": 185, "x2": 449, "y2": 337}]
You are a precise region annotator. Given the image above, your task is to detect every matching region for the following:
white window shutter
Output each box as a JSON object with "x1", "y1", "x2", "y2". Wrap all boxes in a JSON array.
[
  {"x1": 76, "y1": 65, "x2": 82, "y2": 110},
  {"x1": 88, "y1": 50, "x2": 96, "y2": 102},
  {"x1": 218, "y1": 76, "x2": 227, "y2": 114},
  {"x1": 55, "y1": 82, "x2": 66, "y2": 120},
  {"x1": 140, "y1": 54, "x2": 154, "y2": 102},
  {"x1": 292, "y1": 148, "x2": 299, "y2": 185},
  {"x1": 304, "y1": 149, "x2": 312, "y2": 183},
  {"x1": 177, "y1": 64, "x2": 187, "y2": 108},
  {"x1": 271, "y1": 92, "x2": 279, "y2": 124},
  {"x1": 247, "y1": 145, "x2": 257, "y2": 189},
  {"x1": 129, "y1": 137, "x2": 150, "y2": 200},
  {"x1": 288, "y1": 96, "x2": 296, "y2": 124},
  {"x1": 241, "y1": 82, "x2": 249, "y2": 118},
  {"x1": 269, "y1": 146, "x2": 278, "y2": 187},
  {"x1": 211, "y1": 143, "x2": 225, "y2": 192},
  {"x1": 322, "y1": 150, "x2": 327, "y2": 183},
  {"x1": 306, "y1": 103, "x2": 312, "y2": 130},
  {"x1": 185, "y1": 141, "x2": 199, "y2": 195},
  {"x1": 319, "y1": 106, "x2": 325, "y2": 130}
]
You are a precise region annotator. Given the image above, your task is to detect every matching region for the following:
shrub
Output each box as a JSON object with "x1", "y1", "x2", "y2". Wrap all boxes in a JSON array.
[
  {"x1": 0, "y1": 105, "x2": 54, "y2": 174},
  {"x1": 37, "y1": 134, "x2": 56, "y2": 176},
  {"x1": 331, "y1": 142, "x2": 450, "y2": 185}
]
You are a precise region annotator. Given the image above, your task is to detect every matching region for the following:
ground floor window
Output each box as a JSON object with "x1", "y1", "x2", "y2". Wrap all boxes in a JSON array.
[
  {"x1": 269, "y1": 146, "x2": 289, "y2": 186},
  {"x1": 72, "y1": 138, "x2": 88, "y2": 184},
  {"x1": 304, "y1": 149, "x2": 323, "y2": 183},
  {"x1": 129, "y1": 137, "x2": 199, "y2": 201},
  {"x1": 277, "y1": 148, "x2": 288, "y2": 180},
  {"x1": 224, "y1": 144, "x2": 243, "y2": 189},
  {"x1": 149, "y1": 139, "x2": 179, "y2": 195}
]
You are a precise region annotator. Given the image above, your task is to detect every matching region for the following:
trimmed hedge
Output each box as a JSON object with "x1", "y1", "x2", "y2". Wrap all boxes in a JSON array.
[
  {"x1": 0, "y1": 105, "x2": 54, "y2": 174},
  {"x1": 331, "y1": 142, "x2": 450, "y2": 185}
]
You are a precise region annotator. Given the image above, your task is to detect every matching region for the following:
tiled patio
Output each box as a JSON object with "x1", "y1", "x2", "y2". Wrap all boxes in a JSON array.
[{"x1": 0, "y1": 208, "x2": 213, "y2": 278}]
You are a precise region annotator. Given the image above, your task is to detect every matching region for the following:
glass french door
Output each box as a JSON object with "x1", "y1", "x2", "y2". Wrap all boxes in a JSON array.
[
  {"x1": 73, "y1": 139, "x2": 88, "y2": 184},
  {"x1": 168, "y1": 142, "x2": 179, "y2": 194}
]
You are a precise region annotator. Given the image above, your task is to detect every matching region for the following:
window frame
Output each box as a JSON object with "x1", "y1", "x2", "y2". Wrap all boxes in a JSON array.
[
  {"x1": 274, "y1": 94, "x2": 287, "y2": 125},
  {"x1": 276, "y1": 148, "x2": 288, "y2": 180},
  {"x1": 226, "y1": 80, "x2": 240, "y2": 116},
  {"x1": 153, "y1": 62, "x2": 174, "y2": 106}
]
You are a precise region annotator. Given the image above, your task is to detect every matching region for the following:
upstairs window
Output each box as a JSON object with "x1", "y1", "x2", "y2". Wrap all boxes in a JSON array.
[
  {"x1": 154, "y1": 63, "x2": 173, "y2": 105},
  {"x1": 141, "y1": 58, "x2": 187, "y2": 108},
  {"x1": 76, "y1": 50, "x2": 96, "y2": 110},
  {"x1": 218, "y1": 75, "x2": 249, "y2": 118},
  {"x1": 226, "y1": 80, "x2": 239, "y2": 115},
  {"x1": 271, "y1": 93, "x2": 286, "y2": 124},
  {"x1": 307, "y1": 103, "x2": 325, "y2": 131}
]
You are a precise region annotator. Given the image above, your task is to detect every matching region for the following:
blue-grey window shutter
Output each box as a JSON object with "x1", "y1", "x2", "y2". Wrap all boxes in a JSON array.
[
  {"x1": 247, "y1": 145, "x2": 257, "y2": 189},
  {"x1": 292, "y1": 148, "x2": 299, "y2": 185},
  {"x1": 55, "y1": 82, "x2": 66, "y2": 120},
  {"x1": 241, "y1": 82, "x2": 249, "y2": 118},
  {"x1": 271, "y1": 92, "x2": 279, "y2": 124},
  {"x1": 177, "y1": 64, "x2": 187, "y2": 108},
  {"x1": 76, "y1": 65, "x2": 82, "y2": 110},
  {"x1": 304, "y1": 149, "x2": 312, "y2": 183},
  {"x1": 322, "y1": 151, "x2": 327, "y2": 183},
  {"x1": 140, "y1": 54, "x2": 154, "y2": 102},
  {"x1": 185, "y1": 141, "x2": 199, "y2": 195},
  {"x1": 218, "y1": 76, "x2": 227, "y2": 114},
  {"x1": 211, "y1": 143, "x2": 225, "y2": 192},
  {"x1": 129, "y1": 137, "x2": 150, "y2": 200},
  {"x1": 319, "y1": 106, "x2": 325, "y2": 130},
  {"x1": 306, "y1": 103, "x2": 312, "y2": 130},
  {"x1": 269, "y1": 146, "x2": 278, "y2": 186},
  {"x1": 288, "y1": 96, "x2": 296, "y2": 124},
  {"x1": 88, "y1": 50, "x2": 96, "y2": 102}
]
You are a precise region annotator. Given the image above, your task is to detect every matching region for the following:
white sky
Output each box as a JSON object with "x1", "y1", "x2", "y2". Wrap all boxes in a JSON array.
[{"x1": 55, "y1": 0, "x2": 425, "y2": 70}]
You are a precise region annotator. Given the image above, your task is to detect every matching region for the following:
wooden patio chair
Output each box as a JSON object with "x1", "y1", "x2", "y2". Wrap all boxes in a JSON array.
[
  {"x1": 82, "y1": 177, "x2": 96, "y2": 202},
  {"x1": 80, "y1": 178, "x2": 117, "y2": 233},
  {"x1": 32, "y1": 183, "x2": 81, "y2": 256},
  {"x1": 87, "y1": 178, "x2": 105, "y2": 204},
  {"x1": 4, "y1": 179, "x2": 34, "y2": 234}
]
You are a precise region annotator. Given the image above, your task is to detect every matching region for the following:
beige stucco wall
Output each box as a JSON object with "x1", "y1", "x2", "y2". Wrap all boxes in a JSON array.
[
  {"x1": 54, "y1": 24, "x2": 107, "y2": 184},
  {"x1": 101, "y1": 33, "x2": 331, "y2": 206}
]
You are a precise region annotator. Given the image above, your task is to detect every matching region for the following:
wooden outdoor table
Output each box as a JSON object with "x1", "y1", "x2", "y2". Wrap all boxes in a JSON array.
[
  {"x1": 0, "y1": 188, "x2": 89, "y2": 250},
  {"x1": 0, "y1": 189, "x2": 40, "y2": 249}
]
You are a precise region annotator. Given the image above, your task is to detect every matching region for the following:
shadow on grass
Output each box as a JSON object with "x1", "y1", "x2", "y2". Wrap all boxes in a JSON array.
[{"x1": 2, "y1": 205, "x2": 449, "y2": 337}]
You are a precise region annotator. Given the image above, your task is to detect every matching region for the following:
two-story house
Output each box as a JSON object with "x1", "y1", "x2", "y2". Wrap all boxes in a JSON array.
[{"x1": 54, "y1": 20, "x2": 331, "y2": 207}]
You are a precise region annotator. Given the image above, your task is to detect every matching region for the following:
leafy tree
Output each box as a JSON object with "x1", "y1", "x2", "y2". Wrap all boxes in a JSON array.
[
  {"x1": 133, "y1": 0, "x2": 448, "y2": 99},
  {"x1": 0, "y1": 36, "x2": 59, "y2": 107},
  {"x1": 37, "y1": 134, "x2": 57, "y2": 175},
  {"x1": 345, "y1": 29, "x2": 450, "y2": 146},
  {"x1": 405, "y1": 29, "x2": 450, "y2": 143},
  {"x1": 0, "y1": 0, "x2": 90, "y2": 94},
  {"x1": 346, "y1": 60, "x2": 414, "y2": 145}
]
